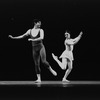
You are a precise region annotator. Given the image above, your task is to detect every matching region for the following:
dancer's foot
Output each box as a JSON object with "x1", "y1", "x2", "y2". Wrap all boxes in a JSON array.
[
  {"x1": 34, "y1": 79, "x2": 41, "y2": 83},
  {"x1": 62, "y1": 78, "x2": 70, "y2": 82},
  {"x1": 52, "y1": 53, "x2": 58, "y2": 61},
  {"x1": 49, "y1": 66, "x2": 57, "y2": 76}
]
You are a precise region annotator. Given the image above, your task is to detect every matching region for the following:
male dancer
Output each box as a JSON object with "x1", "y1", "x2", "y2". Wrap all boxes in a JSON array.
[
  {"x1": 52, "y1": 31, "x2": 83, "y2": 82},
  {"x1": 9, "y1": 19, "x2": 57, "y2": 82}
]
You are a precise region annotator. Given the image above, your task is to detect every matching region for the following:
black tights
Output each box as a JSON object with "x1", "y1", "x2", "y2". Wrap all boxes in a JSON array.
[{"x1": 32, "y1": 43, "x2": 50, "y2": 74}]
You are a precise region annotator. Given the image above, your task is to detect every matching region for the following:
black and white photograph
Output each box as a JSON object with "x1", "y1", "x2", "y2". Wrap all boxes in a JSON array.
[{"x1": 0, "y1": 0, "x2": 100, "y2": 100}]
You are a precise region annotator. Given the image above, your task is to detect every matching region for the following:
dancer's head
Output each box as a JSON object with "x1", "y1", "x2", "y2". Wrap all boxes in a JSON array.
[
  {"x1": 33, "y1": 19, "x2": 41, "y2": 28},
  {"x1": 65, "y1": 30, "x2": 70, "y2": 39}
]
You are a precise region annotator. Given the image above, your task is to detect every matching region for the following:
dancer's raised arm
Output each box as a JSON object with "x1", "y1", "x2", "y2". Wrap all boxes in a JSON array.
[
  {"x1": 65, "y1": 32, "x2": 83, "y2": 45},
  {"x1": 9, "y1": 29, "x2": 31, "y2": 39},
  {"x1": 72, "y1": 31, "x2": 83, "y2": 44}
]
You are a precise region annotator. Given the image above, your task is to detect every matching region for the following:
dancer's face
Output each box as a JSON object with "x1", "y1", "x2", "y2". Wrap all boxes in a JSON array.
[
  {"x1": 65, "y1": 32, "x2": 70, "y2": 39},
  {"x1": 34, "y1": 21, "x2": 41, "y2": 28}
]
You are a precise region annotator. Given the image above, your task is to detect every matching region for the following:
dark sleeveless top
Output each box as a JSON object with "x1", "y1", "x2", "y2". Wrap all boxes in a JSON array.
[{"x1": 30, "y1": 29, "x2": 43, "y2": 46}]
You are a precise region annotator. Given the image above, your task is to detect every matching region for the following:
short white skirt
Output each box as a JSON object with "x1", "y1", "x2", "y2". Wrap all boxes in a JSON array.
[{"x1": 59, "y1": 50, "x2": 74, "y2": 61}]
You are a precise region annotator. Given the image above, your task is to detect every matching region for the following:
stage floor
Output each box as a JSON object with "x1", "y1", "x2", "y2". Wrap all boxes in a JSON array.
[
  {"x1": 0, "y1": 81, "x2": 100, "y2": 87},
  {"x1": 0, "y1": 81, "x2": 100, "y2": 100}
]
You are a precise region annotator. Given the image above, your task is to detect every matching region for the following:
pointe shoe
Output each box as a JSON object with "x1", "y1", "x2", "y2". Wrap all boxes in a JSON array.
[
  {"x1": 49, "y1": 66, "x2": 57, "y2": 76},
  {"x1": 52, "y1": 53, "x2": 58, "y2": 60},
  {"x1": 62, "y1": 78, "x2": 70, "y2": 82}
]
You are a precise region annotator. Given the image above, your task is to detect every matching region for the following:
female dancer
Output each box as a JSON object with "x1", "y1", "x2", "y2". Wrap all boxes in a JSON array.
[{"x1": 52, "y1": 31, "x2": 83, "y2": 82}]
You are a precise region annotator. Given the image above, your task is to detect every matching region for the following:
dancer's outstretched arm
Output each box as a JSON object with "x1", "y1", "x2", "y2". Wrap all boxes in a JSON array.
[
  {"x1": 9, "y1": 29, "x2": 31, "y2": 39},
  {"x1": 28, "y1": 29, "x2": 44, "y2": 41},
  {"x1": 65, "y1": 32, "x2": 83, "y2": 45},
  {"x1": 72, "y1": 31, "x2": 83, "y2": 44}
]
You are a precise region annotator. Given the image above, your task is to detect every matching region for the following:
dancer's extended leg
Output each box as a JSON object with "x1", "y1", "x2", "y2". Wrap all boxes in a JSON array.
[
  {"x1": 40, "y1": 46, "x2": 57, "y2": 76},
  {"x1": 52, "y1": 53, "x2": 67, "y2": 70}
]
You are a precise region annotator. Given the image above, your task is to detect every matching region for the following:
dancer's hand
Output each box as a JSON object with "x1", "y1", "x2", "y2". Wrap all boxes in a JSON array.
[
  {"x1": 28, "y1": 38, "x2": 32, "y2": 41},
  {"x1": 28, "y1": 38, "x2": 30, "y2": 41},
  {"x1": 80, "y1": 31, "x2": 83, "y2": 36},
  {"x1": 9, "y1": 35, "x2": 13, "y2": 39}
]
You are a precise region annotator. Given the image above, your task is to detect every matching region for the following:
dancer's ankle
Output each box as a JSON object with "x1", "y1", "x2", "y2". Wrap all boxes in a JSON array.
[{"x1": 37, "y1": 74, "x2": 41, "y2": 81}]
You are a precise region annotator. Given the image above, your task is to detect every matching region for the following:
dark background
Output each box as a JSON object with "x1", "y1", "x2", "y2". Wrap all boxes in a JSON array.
[{"x1": 0, "y1": 0, "x2": 100, "y2": 81}]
